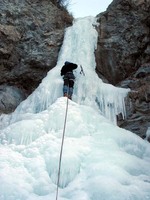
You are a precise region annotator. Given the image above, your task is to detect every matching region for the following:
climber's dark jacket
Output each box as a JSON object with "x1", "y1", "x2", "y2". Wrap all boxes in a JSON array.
[{"x1": 61, "y1": 62, "x2": 78, "y2": 76}]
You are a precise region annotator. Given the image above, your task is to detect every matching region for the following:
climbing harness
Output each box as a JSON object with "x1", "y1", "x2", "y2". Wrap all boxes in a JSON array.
[
  {"x1": 80, "y1": 65, "x2": 85, "y2": 76},
  {"x1": 55, "y1": 91, "x2": 69, "y2": 200}
]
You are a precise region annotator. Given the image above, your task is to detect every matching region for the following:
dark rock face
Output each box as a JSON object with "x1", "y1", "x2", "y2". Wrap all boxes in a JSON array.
[
  {"x1": 0, "y1": 85, "x2": 26, "y2": 114},
  {"x1": 0, "y1": 0, "x2": 73, "y2": 113},
  {"x1": 95, "y1": 0, "x2": 150, "y2": 139},
  {"x1": 119, "y1": 63, "x2": 150, "y2": 138}
]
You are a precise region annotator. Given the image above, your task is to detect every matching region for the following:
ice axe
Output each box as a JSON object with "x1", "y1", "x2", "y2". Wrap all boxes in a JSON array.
[{"x1": 80, "y1": 65, "x2": 85, "y2": 76}]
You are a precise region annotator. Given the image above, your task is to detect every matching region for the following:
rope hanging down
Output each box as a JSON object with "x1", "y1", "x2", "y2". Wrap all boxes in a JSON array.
[{"x1": 55, "y1": 96, "x2": 69, "y2": 200}]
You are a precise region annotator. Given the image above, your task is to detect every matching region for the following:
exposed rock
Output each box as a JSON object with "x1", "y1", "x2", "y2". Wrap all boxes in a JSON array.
[
  {"x1": 0, "y1": 0, "x2": 73, "y2": 113},
  {"x1": 96, "y1": 0, "x2": 150, "y2": 138},
  {"x1": 118, "y1": 63, "x2": 150, "y2": 137},
  {"x1": 0, "y1": 85, "x2": 26, "y2": 114}
]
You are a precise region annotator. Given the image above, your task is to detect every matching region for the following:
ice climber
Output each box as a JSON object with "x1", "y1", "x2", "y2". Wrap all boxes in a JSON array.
[{"x1": 61, "y1": 61, "x2": 78, "y2": 99}]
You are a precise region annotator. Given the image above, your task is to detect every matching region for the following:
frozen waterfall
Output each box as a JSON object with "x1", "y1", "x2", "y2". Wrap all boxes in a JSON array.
[{"x1": 0, "y1": 17, "x2": 129, "y2": 128}]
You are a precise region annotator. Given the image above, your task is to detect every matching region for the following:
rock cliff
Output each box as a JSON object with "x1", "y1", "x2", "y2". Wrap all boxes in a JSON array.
[
  {"x1": 0, "y1": 0, "x2": 73, "y2": 113},
  {"x1": 95, "y1": 0, "x2": 150, "y2": 139}
]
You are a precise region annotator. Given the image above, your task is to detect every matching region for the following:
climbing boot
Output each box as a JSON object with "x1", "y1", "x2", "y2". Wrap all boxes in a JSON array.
[
  {"x1": 64, "y1": 93, "x2": 68, "y2": 97},
  {"x1": 68, "y1": 95, "x2": 72, "y2": 100}
]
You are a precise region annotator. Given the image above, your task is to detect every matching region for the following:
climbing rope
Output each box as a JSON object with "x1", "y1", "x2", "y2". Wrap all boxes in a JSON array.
[{"x1": 55, "y1": 95, "x2": 69, "y2": 200}]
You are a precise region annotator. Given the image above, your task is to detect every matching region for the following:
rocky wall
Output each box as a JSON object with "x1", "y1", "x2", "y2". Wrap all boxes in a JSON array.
[
  {"x1": 95, "y1": 0, "x2": 150, "y2": 139},
  {"x1": 0, "y1": 0, "x2": 73, "y2": 113}
]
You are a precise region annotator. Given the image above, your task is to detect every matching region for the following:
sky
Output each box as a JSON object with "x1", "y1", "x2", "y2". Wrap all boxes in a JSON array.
[{"x1": 69, "y1": 0, "x2": 113, "y2": 18}]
